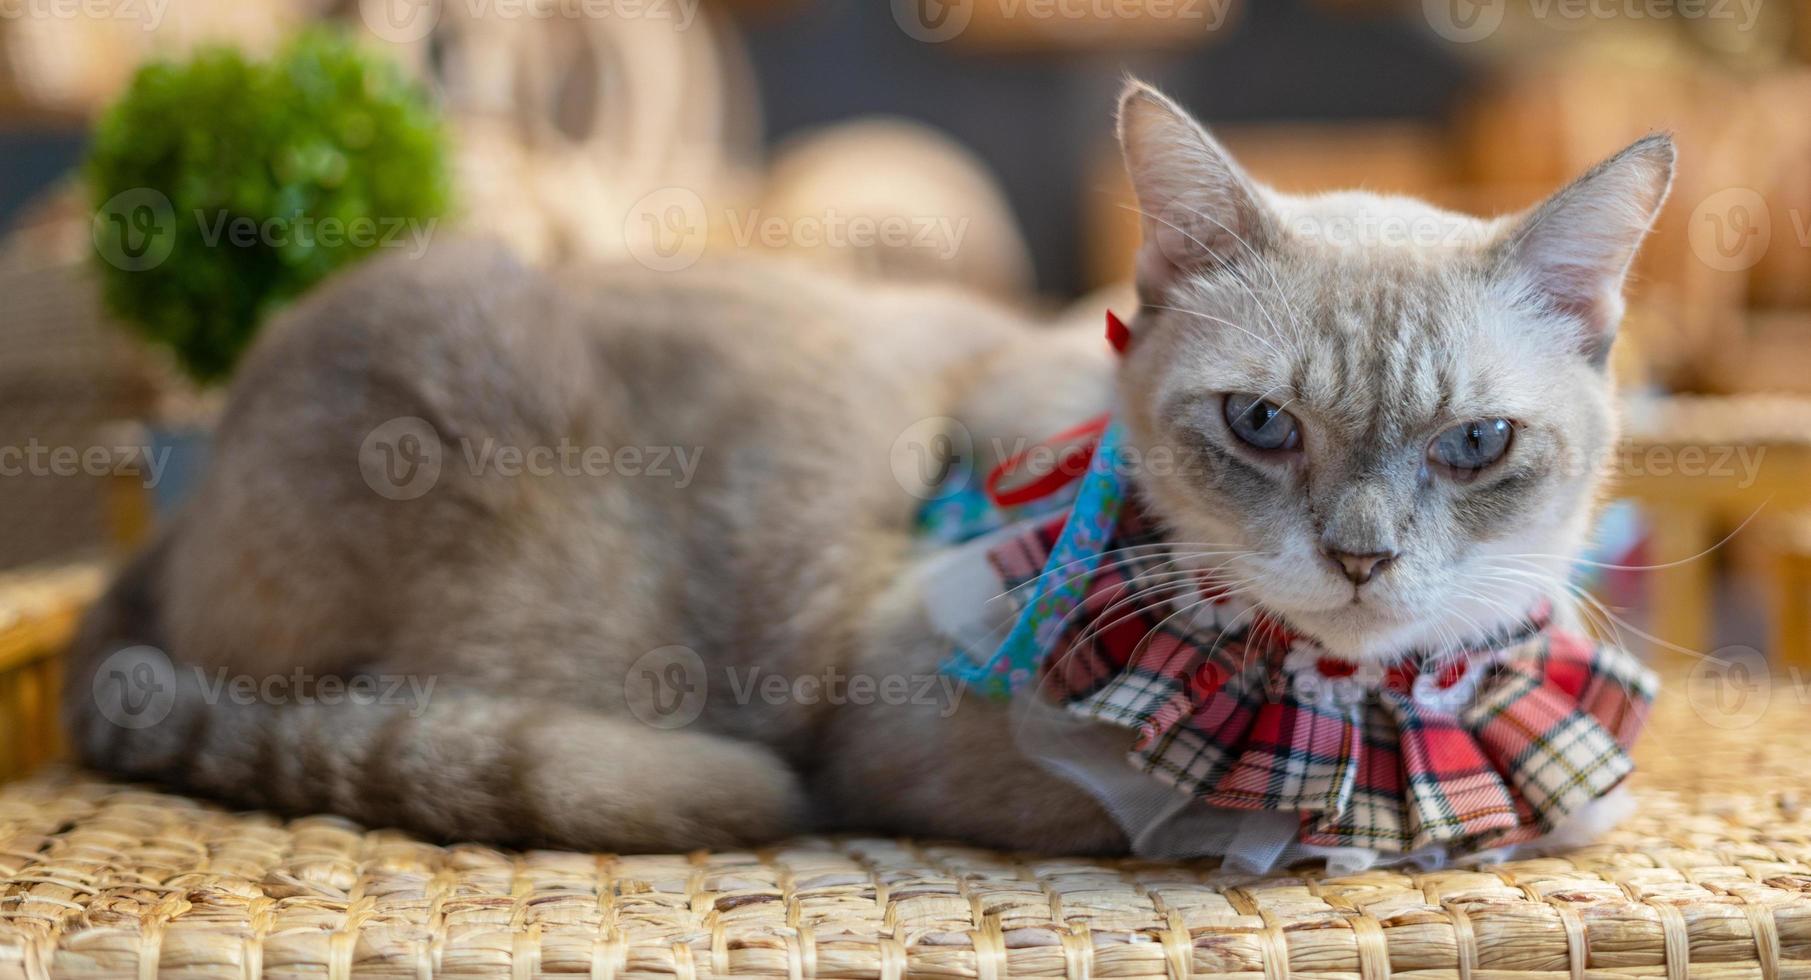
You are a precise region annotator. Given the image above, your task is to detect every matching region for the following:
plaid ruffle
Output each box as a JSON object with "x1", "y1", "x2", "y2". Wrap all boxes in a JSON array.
[{"x1": 991, "y1": 505, "x2": 1658, "y2": 856}]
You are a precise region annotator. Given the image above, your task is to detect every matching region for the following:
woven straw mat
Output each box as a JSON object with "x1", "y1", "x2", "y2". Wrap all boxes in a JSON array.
[{"x1": 0, "y1": 665, "x2": 1808, "y2": 978}]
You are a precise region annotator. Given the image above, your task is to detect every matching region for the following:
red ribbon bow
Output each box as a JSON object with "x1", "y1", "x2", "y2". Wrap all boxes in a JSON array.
[{"x1": 1106, "y1": 309, "x2": 1131, "y2": 354}]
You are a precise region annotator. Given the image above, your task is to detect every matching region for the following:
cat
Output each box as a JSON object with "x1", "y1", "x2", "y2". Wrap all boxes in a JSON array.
[{"x1": 64, "y1": 80, "x2": 1673, "y2": 857}]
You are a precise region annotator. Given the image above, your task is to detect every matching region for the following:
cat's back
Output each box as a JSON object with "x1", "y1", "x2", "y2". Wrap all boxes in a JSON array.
[
  {"x1": 160, "y1": 240, "x2": 1023, "y2": 689},
  {"x1": 235, "y1": 240, "x2": 1002, "y2": 420}
]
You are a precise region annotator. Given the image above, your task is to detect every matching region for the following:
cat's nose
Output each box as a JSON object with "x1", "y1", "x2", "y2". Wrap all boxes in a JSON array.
[{"x1": 1321, "y1": 546, "x2": 1397, "y2": 586}]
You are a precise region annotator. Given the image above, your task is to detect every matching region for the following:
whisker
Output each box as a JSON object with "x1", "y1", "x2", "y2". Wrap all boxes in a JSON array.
[
  {"x1": 1122, "y1": 579, "x2": 1263, "y2": 673},
  {"x1": 988, "y1": 557, "x2": 1244, "y2": 666},
  {"x1": 1065, "y1": 563, "x2": 1252, "y2": 648},
  {"x1": 1063, "y1": 580, "x2": 1226, "y2": 654},
  {"x1": 990, "y1": 543, "x2": 1247, "y2": 602},
  {"x1": 1493, "y1": 497, "x2": 1770, "y2": 573},
  {"x1": 1461, "y1": 571, "x2": 1646, "y2": 701},
  {"x1": 1147, "y1": 304, "x2": 1285, "y2": 360},
  {"x1": 1478, "y1": 561, "x2": 1728, "y2": 665},
  {"x1": 1173, "y1": 201, "x2": 1313, "y2": 350},
  {"x1": 1117, "y1": 203, "x2": 1304, "y2": 351},
  {"x1": 992, "y1": 543, "x2": 1245, "y2": 605},
  {"x1": 1165, "y1": 201, "x2": 1311, "y2": 350},
  {"x1": 1030, "y1": 574, "x2": 1262, "y2": 706}
]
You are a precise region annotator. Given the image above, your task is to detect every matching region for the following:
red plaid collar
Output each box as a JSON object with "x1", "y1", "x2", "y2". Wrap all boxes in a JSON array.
[{"x1": 989, "y1": 502, "x2": 1658, "y2": 855}]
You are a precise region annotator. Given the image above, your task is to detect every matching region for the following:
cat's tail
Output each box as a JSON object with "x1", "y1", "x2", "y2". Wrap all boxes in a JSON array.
[{"x1": 61, "y1": 538, "x2": 805, "y2": 850}]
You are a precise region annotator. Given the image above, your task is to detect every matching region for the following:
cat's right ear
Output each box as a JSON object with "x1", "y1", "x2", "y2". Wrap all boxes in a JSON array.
[
  {"x1": 1494, "y1": 134, "x2": 1674, "y2": 364},
  {"x1": 1117, "y1": 80, "x2": 1272, "y2": 301}
]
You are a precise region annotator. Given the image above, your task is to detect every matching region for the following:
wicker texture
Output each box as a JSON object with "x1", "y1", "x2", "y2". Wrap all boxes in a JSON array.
[{"x1": 0, "y1": 675, "x2": 1807, "y2": 979}]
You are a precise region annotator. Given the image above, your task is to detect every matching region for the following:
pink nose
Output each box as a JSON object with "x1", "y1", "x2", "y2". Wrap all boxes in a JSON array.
[{"x1": 1322, "y1": 548, "x2": 1397, "y2": 586}]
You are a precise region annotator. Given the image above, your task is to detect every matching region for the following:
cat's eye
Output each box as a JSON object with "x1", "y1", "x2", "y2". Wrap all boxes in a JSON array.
[
  {"x1": 1429, "y1": 418, "x2": 1514, "y2": 474},
  {"x1": 1223, "y1": 394, "x2": 1302, "y2": 453}
]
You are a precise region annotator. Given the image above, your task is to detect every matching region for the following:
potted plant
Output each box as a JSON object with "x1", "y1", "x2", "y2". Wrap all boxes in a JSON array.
[{"x1": 87, "y1": 30, "x2": 451, "y2": 518}]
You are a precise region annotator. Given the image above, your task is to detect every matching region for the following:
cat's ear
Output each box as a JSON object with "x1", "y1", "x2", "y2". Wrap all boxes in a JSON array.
[
  {"x1": 1117, "y1": 79, "x2": 1273, "y2": 301},
  {"x1": 1496, "y1": 134, "x2": 1675, "y2": 363}
]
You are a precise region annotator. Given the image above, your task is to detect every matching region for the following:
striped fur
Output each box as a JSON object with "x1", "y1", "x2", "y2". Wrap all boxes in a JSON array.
[{"x1": 63, "y1": 81, "x2": 1673, "y2": 854}]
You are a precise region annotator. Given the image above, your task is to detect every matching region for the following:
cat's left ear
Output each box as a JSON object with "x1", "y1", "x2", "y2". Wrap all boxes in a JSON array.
[
  {"x1": 1496, "y1": 134, "x2": 1675, "y2": 364},
  {"x1": 1117, "y1": 79, "x2": 1275, "y2": 304}
]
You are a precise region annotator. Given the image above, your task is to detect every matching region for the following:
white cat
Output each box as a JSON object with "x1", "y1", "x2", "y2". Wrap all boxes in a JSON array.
[{"x1": 67, "y1": 80, "x2": 1671, "y2": 868}]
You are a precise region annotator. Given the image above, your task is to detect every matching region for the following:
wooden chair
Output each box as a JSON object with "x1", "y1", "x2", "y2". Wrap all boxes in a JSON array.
[
  {"x1": 0, "y1": 563, "x2": 100, "y2": 784},
  {"x1": 1615, "y1": 395, "x2": 1811, "y2": 664}
]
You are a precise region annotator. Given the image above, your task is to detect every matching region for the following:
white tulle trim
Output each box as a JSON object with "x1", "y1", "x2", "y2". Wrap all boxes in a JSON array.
[{"x1": 1012, "y1": 695, "x2": 1633, "y2": 874}]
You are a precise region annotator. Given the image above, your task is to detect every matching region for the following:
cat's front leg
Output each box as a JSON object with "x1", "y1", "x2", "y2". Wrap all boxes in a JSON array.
[{"x1": 809, "y1": 561, "x2": 1130, "y2": 854}]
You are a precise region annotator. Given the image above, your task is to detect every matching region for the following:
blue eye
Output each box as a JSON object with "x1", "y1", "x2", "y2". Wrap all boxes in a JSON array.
[
  {"x1": 1430, "y1": 419, "x2": 1514, "y2": 473},
  {"x1": 1223, "y1": 393, "x2": 1301, "y2": 452}
]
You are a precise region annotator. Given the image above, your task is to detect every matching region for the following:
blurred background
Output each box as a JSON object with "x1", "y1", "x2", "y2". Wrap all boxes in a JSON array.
[{"x1": 3, "y1": 0, "x2": 1810, "y2": 668}]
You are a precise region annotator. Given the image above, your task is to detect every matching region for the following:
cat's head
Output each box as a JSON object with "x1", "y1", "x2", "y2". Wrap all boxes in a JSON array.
[{"x1": 1113, "y1": 81, "x2": 1673, "y2": 661}]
